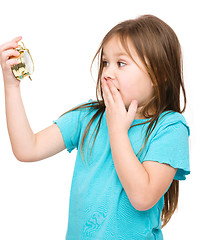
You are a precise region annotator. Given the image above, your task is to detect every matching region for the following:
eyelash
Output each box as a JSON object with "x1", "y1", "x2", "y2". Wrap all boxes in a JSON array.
[{"x1": 102, "y1": 60, "x2": 126, "y2": 68}]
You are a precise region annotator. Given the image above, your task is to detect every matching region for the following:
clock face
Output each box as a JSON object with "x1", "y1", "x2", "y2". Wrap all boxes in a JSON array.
[{"x1": 23, "y1": 50, "x2": 34, "y2": 74}]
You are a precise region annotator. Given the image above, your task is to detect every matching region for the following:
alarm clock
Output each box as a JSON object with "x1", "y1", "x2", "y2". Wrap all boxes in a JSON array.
[{"x1": 11, "y1": 41, "x2": 34, "y2": 81}]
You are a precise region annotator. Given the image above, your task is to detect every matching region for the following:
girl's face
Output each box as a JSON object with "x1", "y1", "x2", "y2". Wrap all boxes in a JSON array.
[{"x1": 101, "y1": 35, "x2": 155, "y2": 119}]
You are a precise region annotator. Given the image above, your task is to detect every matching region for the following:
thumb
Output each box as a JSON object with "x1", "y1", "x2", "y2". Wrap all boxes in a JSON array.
[{"x1": 127, "y1": 100, "x2": 138, "y2": 122}]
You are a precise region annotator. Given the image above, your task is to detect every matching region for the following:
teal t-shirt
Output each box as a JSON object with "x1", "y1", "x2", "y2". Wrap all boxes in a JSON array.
[{"x1": 53, "y1": 99, "x2": 190, "y2": 240}]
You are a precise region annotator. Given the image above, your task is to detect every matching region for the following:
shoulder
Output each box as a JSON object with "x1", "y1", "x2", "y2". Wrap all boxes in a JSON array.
[
  {"x1": 61, "y1": 99, "x2": 96, "y2": 118},
  {"x1": 158, "y1": 111, "x2": 187, "y2": 125},
  {"x1": 155, "y1": 111, "x2": 190, "y2": 136}
]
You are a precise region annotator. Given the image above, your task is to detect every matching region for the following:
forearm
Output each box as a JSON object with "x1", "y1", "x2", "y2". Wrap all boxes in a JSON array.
[
  {"x1": 4, "y1": 86, "x2": 36, "y2": 161},
  {"x1": 109, "y1": 131, "x2": 150, "y2": 208}
]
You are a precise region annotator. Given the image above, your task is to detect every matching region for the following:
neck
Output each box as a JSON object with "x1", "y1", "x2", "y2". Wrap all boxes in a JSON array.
[{"x1": 134, "y1": 106, "x2": 156, "y2": 119}]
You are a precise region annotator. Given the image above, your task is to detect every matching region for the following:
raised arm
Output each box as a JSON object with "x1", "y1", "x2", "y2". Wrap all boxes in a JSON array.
[{"x1": 1, "y1": 36, "x2": 65, "y2": 162}]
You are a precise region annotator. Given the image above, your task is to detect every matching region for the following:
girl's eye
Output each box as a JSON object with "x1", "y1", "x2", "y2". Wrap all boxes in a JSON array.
[
  {"x1": 102, "y1": 60, "x2": 109, "y2": 67},
  {"x1": 118, "y1": 62, "x2": 126, "y2": 67},
  {"x1": 102, "y1": 60, "x2": 126, "y2": 67}
]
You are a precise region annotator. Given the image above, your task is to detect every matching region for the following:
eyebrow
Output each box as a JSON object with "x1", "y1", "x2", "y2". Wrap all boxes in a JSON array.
[{"x1": 102, "y1": 52, "x2": 129, "y2": 58}]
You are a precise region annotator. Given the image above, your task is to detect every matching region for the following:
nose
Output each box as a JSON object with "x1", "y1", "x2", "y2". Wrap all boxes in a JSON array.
[{"x1": 102, "y1": 64, "x2": 115, "y2": 80}]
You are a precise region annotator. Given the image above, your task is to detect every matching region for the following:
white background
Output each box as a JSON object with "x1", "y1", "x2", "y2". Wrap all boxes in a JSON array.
[{"x1": 0, "y1": 0, "x2": 208, "y2": 239}]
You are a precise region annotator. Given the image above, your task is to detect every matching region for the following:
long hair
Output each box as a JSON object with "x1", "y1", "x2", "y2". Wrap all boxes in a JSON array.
[{"x1": 59, "y1": 15, "x2": 186, "y2": 228}]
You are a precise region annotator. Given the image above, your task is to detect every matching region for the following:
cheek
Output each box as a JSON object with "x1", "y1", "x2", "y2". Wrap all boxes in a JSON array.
[
  {"x1": 120, "y1": 82, "x2": 135, "y2": 97},
  {"x1": 118, "y1": 71, "x2": 154, "y2": 100},
  {"x1": 133, "y1": 77, "x2": 154, "y2": 101}
]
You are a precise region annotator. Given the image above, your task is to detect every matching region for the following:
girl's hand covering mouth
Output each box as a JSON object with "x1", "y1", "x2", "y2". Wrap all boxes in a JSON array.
[{"x1": 101, "y1": 78, "x2": 138, "y2": 134}]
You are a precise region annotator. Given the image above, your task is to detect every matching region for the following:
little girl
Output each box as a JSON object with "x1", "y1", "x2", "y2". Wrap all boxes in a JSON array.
[{"x1": 0, "y1": 15, "x2": 190, "y2": 239}]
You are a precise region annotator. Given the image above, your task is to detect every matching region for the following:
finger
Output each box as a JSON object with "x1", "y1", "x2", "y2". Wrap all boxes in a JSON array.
[
  {"x1": 1, "y1": 49, "x2": 20, "y2": 61},
  {"x1": 6, "y1": 58, "x2": 19, "y2": 67},
  {"x1": 1, "y1": 41, "x2": 18, "y2": 52},
  {"x1": 101, "y1": 79, "x2": 108, "y2": 106},
  {"x1": 11, "y1": 36, "x2": 22, "y2": 42},
  {"x1": 106, "y1": 80, "x2": 123, "y2": 104},
  {"x1": 102, "y1": 79, "x2": 114, "y2": 106},
  {"x1": 0, "y1": 36, "x2": 22, "y2": 52},
  {"x1": 127, "y1": 100, "x2": 138, "y2": 121},
  {"x1": 102, "y1": 80, "x2": 111, "y2": 107}
]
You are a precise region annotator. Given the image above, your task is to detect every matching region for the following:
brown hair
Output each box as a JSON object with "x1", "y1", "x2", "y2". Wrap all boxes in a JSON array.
[{"x1": 59, "y1": 14, "x2": 186, "y2": 228}]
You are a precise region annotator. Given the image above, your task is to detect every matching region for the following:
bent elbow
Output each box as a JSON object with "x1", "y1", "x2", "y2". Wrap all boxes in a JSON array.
[
  {"x1": 13, "y1": 151, "x2": 27, "y2": 162},
  {"x1": 13, "y1": 150, "x2": 35, "y2": 162},
  {"x1": 132, "y1": 194, "x2": 157, "y2": 211},
  {"x1": 12, "y1": 149, "x2": 23, "y2": 162}
]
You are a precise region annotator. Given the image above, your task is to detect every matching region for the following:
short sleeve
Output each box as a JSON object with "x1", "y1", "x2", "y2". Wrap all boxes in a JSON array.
[
  {"x1": 52, "y1": 99, "x2": 93, "y2": 153},
  {"x1": 142, "y1": 118, "x2": 190, "y2": 180}
]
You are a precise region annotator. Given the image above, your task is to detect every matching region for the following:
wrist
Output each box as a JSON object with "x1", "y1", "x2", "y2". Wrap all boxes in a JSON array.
[
  {"x1": 108, "y1": 129, "x2": 128, "y2": 141},
  {"x1": 3, "y1": 70, "x2": 20, "y2": 89},
  {"x1": 4, "y1": 79, "x2": 20, "y2": 91},
  {"x1": 4, "y1": 83, "x2": 20, "y2": 93}
]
